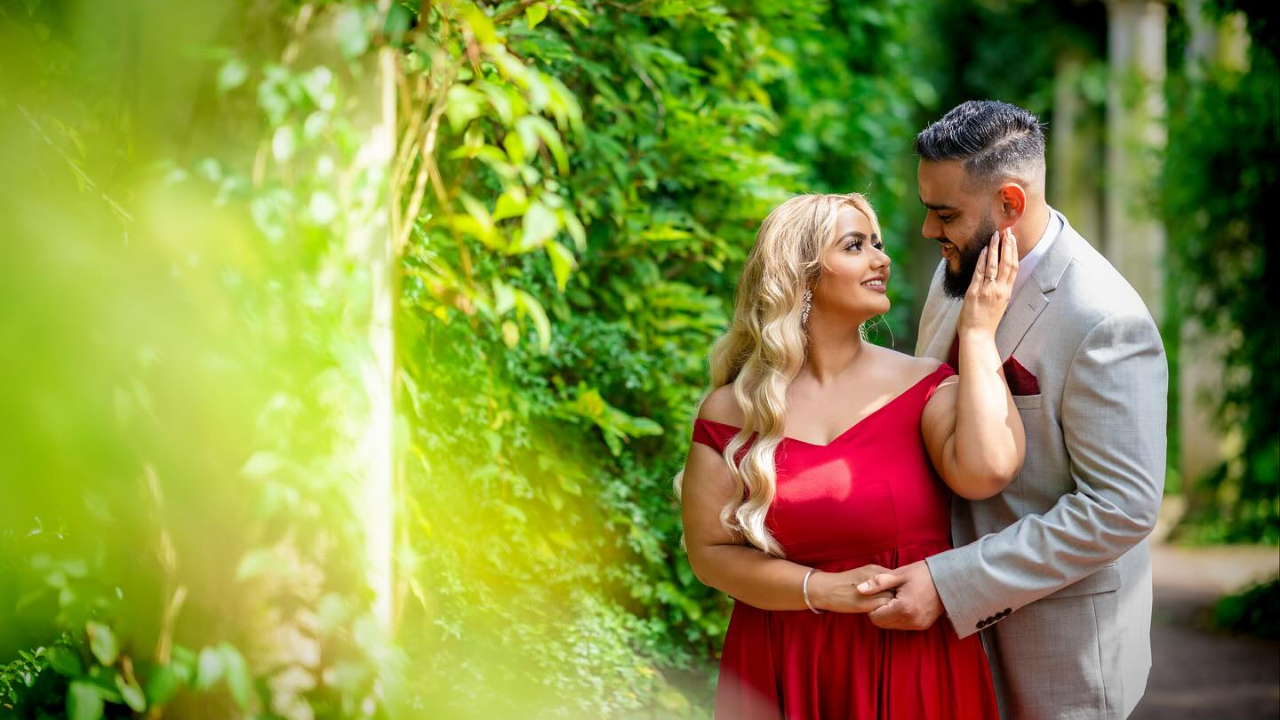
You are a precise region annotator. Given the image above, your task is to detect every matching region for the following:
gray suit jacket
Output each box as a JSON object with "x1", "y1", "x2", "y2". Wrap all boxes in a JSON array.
[{"x1": 917, "y1": 214, "x2": 1166, "y2": 720}]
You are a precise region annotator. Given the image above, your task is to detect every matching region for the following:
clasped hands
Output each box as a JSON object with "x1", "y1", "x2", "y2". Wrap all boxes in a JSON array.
[{"x1": 806, "y1": 560, "x2": 943, "y2": 631}]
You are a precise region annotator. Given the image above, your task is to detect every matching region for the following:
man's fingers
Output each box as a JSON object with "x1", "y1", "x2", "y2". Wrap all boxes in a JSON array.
[
  {"x1": 869, "y1": 599, "x2": 907, "y2": 628},
  {"x1": 857, "y1": 572, "x2": 906, "y2": 595}
]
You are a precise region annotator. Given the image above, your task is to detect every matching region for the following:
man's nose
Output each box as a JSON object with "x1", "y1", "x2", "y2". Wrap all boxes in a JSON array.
[{"x1": 921, "y1": 215, "x2": 944, "y2": 240}]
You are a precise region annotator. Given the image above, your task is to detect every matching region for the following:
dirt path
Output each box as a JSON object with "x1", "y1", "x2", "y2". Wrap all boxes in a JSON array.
[{"x1": 1130, "y1": 544, "x2": 1279, "y2": 720}]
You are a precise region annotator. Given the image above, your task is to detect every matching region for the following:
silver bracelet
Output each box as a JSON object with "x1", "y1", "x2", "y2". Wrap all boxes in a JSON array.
[{"x1": 802, "y1": 568, "x2": 824, "y2": 614}]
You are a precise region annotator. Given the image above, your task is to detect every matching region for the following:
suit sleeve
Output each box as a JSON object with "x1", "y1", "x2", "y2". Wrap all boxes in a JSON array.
[{"x1": 925, "y1": 310, "x2": 1167, "y2": 638}]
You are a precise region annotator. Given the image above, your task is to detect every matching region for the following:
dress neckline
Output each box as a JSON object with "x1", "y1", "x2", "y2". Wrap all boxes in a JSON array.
[{"x1": 696, "y1": 364, "x2": 948, "y2": 449}]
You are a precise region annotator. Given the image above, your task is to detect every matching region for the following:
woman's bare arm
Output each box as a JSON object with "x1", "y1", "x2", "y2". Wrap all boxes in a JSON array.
[
  {"x1": 920, "y1": 230, "x2": 1026, "y2": 500},
  {"x1": 681, "y1": 390, "x2": 892, "y2": 612}
]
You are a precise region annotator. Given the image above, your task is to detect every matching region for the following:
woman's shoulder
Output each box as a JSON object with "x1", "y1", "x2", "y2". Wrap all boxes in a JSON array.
[
  {"x1": 697, "y1": 384, "x2": 746, "y2": 427},
  {"x1": 866, "y1": 343, "x2": 949, "y2": 380}
]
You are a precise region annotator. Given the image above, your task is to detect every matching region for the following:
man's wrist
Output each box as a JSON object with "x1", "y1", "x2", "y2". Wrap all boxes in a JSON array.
[{"x1": 923, "y1": 555, "x2": 952, "y2": 620}]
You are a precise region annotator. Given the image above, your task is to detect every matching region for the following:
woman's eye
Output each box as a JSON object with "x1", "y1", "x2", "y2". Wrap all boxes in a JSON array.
[
  {"x1": 845, "y1": 240, "x2": 862, "y2": 252},
  {"x1": 873, "y1": 241, "x2": 885, "y2": 251}
]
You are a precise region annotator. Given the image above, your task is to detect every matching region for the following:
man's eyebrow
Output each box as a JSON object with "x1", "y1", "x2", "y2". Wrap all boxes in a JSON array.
[{"x1": 920, "y1": 199, "x2": 957, "y2": 211}]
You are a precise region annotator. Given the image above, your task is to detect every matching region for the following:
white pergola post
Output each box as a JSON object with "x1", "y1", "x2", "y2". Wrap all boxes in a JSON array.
[
  {"x1": 1104, "y1": 0, "x2": 1167, "y2": 323},
  {"x1": 1175, "y1": 0, "x2": 1250, "y2": 494},
  {"x1": 1051, "y1": 48, "x2": 1104, "y2": 246}
]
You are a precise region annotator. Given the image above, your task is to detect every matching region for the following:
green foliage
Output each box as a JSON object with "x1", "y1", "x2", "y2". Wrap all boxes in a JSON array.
[
  {"x1": 391, "y1": 1, "x2": 933, "y2": 716},
  {"x1": 1, "y1": 1, "x2": 396, "y2": 717},
  {"x1": 915, "y1": 0, "x2": 1106, "y2": 121},
  {"x1": 0, "y1": 0, "x2": 936, "y2": 717},
  {"x1": 1163, "y1": 11, "x2": 1280, "y2": 543},
  {"x1": 1214, "y1": 575, "x2": 1280, "y2": 639}
]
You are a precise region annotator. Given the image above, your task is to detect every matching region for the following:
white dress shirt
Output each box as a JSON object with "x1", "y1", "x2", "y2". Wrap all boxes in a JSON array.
[{"x1": 1010, "y1": 207, "x2": 1064, "y2": 303}]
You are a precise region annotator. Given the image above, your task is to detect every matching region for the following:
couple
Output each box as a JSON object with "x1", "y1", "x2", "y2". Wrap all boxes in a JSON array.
[{"x1": 678, "y1": 100, "x2": 1167, "y2": 720}]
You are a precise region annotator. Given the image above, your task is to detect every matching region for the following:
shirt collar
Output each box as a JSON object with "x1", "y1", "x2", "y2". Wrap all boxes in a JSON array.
[{"x1": 1010, "y1": 207, "x2": 1064, "y2": 302}]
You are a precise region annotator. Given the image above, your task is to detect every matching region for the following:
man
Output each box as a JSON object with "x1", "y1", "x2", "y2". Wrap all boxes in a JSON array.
[{"x1": 858, "y1": 100, "x2": 1167, "y2": 719}]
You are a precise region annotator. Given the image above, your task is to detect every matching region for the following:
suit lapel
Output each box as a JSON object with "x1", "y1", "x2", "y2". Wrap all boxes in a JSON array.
[
  {"x1": 915, "y1": 261, "x2": 963, "y2": 362},
  {"x1": 995, "y1": 288, "x2": 1048, "y2": 359},
  {"x1": 995, "y1": 214, "x2": 1082, "y2": 359},
  {"x1": 926, "y1": 301, "x2": 962, "y2": 362}
]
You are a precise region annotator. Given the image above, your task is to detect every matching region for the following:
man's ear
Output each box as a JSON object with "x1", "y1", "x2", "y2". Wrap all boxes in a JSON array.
[{"x1": 997, "y1": 183, "x2": 1026, "y2": 224}]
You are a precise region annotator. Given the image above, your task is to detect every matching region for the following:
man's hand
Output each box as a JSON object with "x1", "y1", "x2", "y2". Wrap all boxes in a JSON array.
[
  {"x1": 856, "y1": 560, "x2": 944, "y2": 630},
  {"x1": 809, "y1": 564, "x2": 896, "y2": 614}
]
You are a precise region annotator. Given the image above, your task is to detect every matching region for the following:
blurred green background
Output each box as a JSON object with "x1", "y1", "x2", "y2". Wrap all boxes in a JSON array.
[{"x1": 0, "y1": 1, "x2": 1274, "y2": 718}]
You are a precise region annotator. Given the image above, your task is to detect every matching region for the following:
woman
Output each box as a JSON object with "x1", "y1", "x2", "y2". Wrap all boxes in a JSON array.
[{"x1": 678, "y1": 192, "x2": 1024, "y2": 719}]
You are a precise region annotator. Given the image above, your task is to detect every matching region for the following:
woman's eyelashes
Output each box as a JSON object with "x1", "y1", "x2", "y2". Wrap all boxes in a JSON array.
[{"x1": 843, "y1": 239, "x2": 885, "y2": 252}]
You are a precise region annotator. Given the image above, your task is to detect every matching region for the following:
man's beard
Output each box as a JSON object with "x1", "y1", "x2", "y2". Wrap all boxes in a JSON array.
[{"x1": 941, "y1": 214, "x2": 998, "y2": 299}]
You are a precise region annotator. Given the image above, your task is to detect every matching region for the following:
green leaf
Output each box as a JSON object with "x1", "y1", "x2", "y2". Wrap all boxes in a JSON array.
[
  {"x1": 516, "y1": 116, "x2": 569, "y2": 173},
  {"x1": 308, "y1": 191, "x2": 338, "y2": 225},
  {"x1": 271, "y1": 125, "x2": 296, "y2": 163},
  {"x1": 235, "y1": 548, "x2": 275, "y2": 581},
  {"x1": 526, "y1": 3, "x2": 549, "y2": 30},
  {"x1": 459, "y1": 193, "x2": 494, "y2": 237},
  {"x1": 461, "y1": 6, "x2": 498, "y2": 45},
  {"x1": 217, "y1": 59, "x2": 248, "y2": 93},
  {"x1": 501, "y1": 320, "x2": 520, "y2": 348},
  {"x1": 144, "y1": 664, "x2": 181, "y2": 707},
  {"x1": 67, "y1": 681, "x2": 104, "y2": 720},
  {"x1": 480, "y1": 83, "x2": 520, "y2": 125},
  {"x1": 519, "y1": 200, "x2": 558, "y2": 251},
  {"x1": 336, "y1": 6, "x2": 370, "y2": 58},
  {"x1": 492, "y1": 280, "x2": 516, "y2": 316},
  {"x1": 561, "y1": 209, "x2": 587, "y2": 252},
  {"x1": 195, "y1": 646, "x2": 223, "y2": 690},
  {"x1": 493, "y1": 189, "x2": 528, "y2": 222},
  {"x1": 502, "y1": 129, "x2": 527, "y2": 165},
  {"x1": 47, "y1": 645, "x2": 83, "y2": 677},
  {"x1": 384, "y1": 1, "x2": 413, "y2": 39},
  {"x1": 445, "y1": 85, "x2": 487, "y2": 134},
  {"x1": 115, "y1": 672, "x2": 147, "y2": 712},
  {"x1": 168, "y1": 647, "x2": 197, "y2": 692},
  {"x1": 546, "y1": 241, "x2": 576, "y2": 291},
  {"x1": 515, "y1": 290, "x2": 551, "y2": 353},
  {"x1": 86, "y1": 622, "x2": 117, "y2": 666},
  {"x1": 219, "y1": 643, "x2": 253, "y2": 710}
]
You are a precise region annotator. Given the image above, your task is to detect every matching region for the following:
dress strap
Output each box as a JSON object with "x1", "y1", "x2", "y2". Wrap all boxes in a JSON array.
[
  {"x1": 692, "y1": 418, "x2": 732, "y2": 453},
  {"x1": 924, "y1": 362, "x2": 958, "y2": 404}
]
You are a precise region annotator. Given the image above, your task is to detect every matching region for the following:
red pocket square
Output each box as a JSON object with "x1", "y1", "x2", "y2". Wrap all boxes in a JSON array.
[
  {"x1": 947, "y1": 336, "x2": 1040, "y2": 395},
  {"x1": 1002, "y1": 356, "x2": 1040, "y2": 396}
]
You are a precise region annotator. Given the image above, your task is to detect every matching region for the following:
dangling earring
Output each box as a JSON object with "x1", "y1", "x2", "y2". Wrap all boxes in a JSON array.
[{"x1": 801, "y1": 289, "x2": 813, "y2": 326}]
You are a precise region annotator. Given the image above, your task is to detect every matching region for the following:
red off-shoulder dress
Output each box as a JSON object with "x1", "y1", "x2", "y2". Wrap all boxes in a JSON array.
[{"x1": 691, "y1": 364, "x2": 998, "y2": 720}]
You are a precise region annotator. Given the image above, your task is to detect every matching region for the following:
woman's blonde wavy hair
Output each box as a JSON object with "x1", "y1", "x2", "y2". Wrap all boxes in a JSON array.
[{"x1": 676, "y1": 192, "x2": 882, "y2": 557}]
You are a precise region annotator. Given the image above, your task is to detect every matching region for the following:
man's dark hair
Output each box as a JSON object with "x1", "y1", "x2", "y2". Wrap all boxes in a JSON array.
[{"x1": 915, "y1": 100, "x2": 1046, "y2": 187}]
